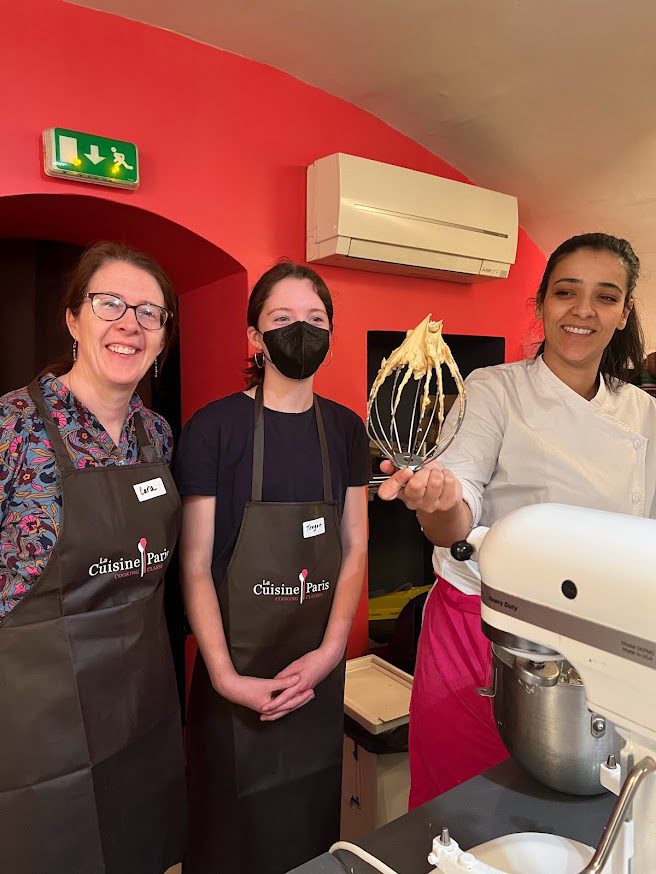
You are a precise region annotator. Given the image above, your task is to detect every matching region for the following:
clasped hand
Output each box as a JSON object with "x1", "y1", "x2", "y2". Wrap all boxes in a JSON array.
[{"x1": 218, "y1": 645, "x2": 342, "y2": 722}]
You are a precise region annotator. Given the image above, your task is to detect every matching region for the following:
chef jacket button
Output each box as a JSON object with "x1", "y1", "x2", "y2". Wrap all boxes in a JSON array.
[
  {"x1": 633, "y1": 439, "x2": 642, "y2": 449},
  {"x1": 632, "y1": 493, "x2": 642, "y2": 504}
]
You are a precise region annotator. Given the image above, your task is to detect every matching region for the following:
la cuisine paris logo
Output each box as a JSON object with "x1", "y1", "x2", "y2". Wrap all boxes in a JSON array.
[
  {"x1": 88, "y1": 537, "x2": 169, "y2": 580},
  {"x1": 253, "y1": 568, "x2": 330, "y2": 603}
]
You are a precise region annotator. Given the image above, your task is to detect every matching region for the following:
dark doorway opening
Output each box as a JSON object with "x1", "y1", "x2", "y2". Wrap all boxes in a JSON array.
[{"x1": 0, "y1": 239, "x2": 81, "y2": 395}]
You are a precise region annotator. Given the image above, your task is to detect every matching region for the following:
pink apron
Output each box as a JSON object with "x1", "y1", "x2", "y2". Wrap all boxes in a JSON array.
[{"x1": 408, "y1": 575, "x2": 508, "y2": 809}]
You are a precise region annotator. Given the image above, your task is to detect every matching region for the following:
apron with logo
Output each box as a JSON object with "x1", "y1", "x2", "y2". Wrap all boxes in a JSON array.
[
  {"x1": 0, "y1": 381, "x2": 186, "y2": 874},
  {"x1": 186, "y1": 384, "x2": 344, "y2": 874}
]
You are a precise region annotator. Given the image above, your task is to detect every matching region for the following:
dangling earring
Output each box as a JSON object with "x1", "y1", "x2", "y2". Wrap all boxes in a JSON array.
[
  {"x1": 153, "y1": 357, "x2": 159, "y2": 378},
  {"x1": 72, "y1": 340, "x2": 77, "y2": 362},
  {"x1": 321, "y1": 348, "x2": 334, "y2": 368},
  {"x1": 254, "y1": 352, "x2": 264, "y2": 369}
]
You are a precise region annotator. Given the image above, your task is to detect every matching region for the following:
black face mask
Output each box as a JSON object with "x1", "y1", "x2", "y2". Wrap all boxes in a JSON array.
[{"x1": 262, "y1": 321, "x2": 330, "y2": 380}]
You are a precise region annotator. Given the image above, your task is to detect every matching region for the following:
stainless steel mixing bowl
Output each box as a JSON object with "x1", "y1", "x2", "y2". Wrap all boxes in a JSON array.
[{"x1": 480, "y1": 644, "x2": 623, "y2": 795}]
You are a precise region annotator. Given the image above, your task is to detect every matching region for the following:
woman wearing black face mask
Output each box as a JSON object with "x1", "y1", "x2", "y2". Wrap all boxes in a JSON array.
[{"x1": 175, "y1": 261, "x2": 370, "y2": 874}]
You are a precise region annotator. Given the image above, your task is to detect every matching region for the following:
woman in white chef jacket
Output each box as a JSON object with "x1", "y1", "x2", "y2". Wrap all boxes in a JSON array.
[{"x1": 379, "y1": 232, "x2": 656, "y2": 807}]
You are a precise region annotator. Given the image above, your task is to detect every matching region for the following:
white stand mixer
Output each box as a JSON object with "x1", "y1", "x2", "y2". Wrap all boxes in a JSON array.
[{"x1": 428, "y1": 504, "x2": 656, "y2": 874}]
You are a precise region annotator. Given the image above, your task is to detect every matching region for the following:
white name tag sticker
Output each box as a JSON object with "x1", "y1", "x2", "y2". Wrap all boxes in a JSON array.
[
  {"x1": 133, "y1": 477, "x2": 167, "y2": 502},
  {"x1": 303, "y1": 517, "x2": 325, "y2": 539}
]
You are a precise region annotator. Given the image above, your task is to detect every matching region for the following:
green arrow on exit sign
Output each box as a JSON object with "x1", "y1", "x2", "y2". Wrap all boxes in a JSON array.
[{"x1": 43, "y1": 128, "x2": 139, "y2": 189}]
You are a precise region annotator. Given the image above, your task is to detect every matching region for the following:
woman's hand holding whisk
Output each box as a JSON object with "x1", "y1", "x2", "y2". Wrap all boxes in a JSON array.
[
  {"x1": 378, "y1": 460, "x2": 473, "y2": 547},
  {"x1": 378, "y1": 459, "x2": 462, "y2": 512}
]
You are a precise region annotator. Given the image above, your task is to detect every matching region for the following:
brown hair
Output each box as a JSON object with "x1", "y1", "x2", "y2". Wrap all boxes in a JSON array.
[
  {"x1": 535, "y1": 233, "x2": 645, "y2": 389},
  {"x1": 47, "y1": 241, "x2": 178, "y2": 377},
  {"x1": 244, "y1": 260, "x2": 334, "y2": 388}
]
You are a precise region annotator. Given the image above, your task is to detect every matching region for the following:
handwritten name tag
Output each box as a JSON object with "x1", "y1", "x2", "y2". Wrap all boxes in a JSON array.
[
  {"x1": 133, "y1": 477, "x2": 167, "y2": 502},
  {"x1": 303, "y1": 517, "x2": 325, "y2": 539}
]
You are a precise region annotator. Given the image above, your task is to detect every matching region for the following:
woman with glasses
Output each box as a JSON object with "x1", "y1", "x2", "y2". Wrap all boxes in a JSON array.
[{"x1": 0, "y1": 242, "x2": 186, "y2": 874}]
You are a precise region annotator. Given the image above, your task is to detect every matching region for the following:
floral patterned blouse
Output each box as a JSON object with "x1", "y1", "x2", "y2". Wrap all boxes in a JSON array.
[{"x1": 0, "y1": 374, "x2": 173, "y2": 619}]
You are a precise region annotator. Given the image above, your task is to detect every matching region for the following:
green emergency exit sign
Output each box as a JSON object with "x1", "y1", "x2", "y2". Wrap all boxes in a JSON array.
[{"x1": 43, "y1": 128, "x2": 139, "y2": 189}]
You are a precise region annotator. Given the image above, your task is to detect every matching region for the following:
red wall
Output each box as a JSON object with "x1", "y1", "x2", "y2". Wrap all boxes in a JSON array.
[{"x1": 1, "y1": 0, "x2": 546, "y2": 655}]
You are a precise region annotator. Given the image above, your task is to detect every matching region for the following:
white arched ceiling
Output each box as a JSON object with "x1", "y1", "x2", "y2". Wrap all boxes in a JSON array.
[{"x1": 68, "y1": 0, "x2": 656, "y2": 351}]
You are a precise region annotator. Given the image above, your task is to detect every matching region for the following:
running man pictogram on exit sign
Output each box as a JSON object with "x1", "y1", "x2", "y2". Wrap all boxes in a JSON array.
[{"x1": 43, "y1": 128, "x2": 139, "y2": 189}]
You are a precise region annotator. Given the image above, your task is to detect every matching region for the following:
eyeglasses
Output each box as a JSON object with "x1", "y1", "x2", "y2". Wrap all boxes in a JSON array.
[{"x1": 85, "y1": 293, "x2": 172, "y2": 331}]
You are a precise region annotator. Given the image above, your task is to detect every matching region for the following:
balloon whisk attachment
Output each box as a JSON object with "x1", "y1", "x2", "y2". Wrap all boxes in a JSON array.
[{"x1": 366, "y1": 314, "x2": 466, "y2": 471}]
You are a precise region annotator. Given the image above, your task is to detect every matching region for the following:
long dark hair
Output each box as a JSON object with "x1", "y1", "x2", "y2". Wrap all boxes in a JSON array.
[
  {"x1": 535, "y1": 233, "x2": 645, "y2": 389},
  {"x1": 244, "y1": 260, "x2": 334, "y2": 388},
  {"x1": 45, "y1": 241, "x2": 178, "y2": 377}
]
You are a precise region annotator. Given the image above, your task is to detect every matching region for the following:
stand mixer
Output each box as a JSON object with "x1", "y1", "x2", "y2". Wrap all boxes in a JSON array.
[{"x1": 429, "y1": 503, "x2": 656, "y2": 874}]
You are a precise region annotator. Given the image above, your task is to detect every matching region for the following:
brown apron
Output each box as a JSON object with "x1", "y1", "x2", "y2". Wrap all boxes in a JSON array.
[
  {"x1": 186, "y1": 385, "x2": 344, "y2": 874},
  {"x1": 0, "y1": 381, "x2": 186, "y2": 874}
]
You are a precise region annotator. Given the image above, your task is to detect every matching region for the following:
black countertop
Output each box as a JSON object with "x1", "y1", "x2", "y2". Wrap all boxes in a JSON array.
[{"x1": 289, "y1": 759, "x2": 616, "y2": 873}]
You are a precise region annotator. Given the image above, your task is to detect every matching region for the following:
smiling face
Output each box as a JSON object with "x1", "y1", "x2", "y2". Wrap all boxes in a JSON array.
[
  {"x1": 66, "y1": 259, "x2": 166, "y2": 390},
  {"x1": 537, "y1": 248, "x2": 633, "y2": 373},
  {"x1": 247, "y1": 275, "x2": 330, "y2": 356}
]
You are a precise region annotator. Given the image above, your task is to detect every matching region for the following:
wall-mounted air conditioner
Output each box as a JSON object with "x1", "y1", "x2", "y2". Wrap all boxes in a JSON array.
[{"x1": 306, "y1": 153, "x2": 518, "y2": 282}]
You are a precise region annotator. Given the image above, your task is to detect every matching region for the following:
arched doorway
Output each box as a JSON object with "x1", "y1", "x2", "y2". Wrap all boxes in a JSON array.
[{"x1": 0, "y1": 192, "x2": 247, "y2": 710}]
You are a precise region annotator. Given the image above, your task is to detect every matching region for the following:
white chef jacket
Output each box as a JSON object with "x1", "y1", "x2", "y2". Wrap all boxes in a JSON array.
[{"x1": 434, "y1": 356, "x2": 656, "y2": 595}]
